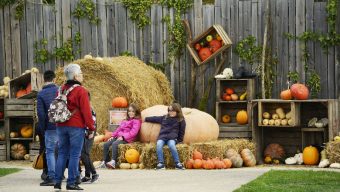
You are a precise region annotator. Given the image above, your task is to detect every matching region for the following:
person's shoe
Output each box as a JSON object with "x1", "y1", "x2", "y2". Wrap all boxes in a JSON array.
[
  {"x1": 175, "y1": 162, "x2": 185, "y2": 170},
  {"x1": 41, "y1": 170, "x2": 48, "y2": 181},
  {"x1": 75, "y1": 176, "x2": 81, "y2": 185},
  {"x1": 91, "y1": 174, "x2": 99, "y2": 183},
  {"x1": 81, "y1": 176, "x2": 91, "y2": 183},
  {"x1": 66, "y1": 184, "x2": 83, "y2": 190},
  {"x1": 106, "y1": 160, "x2": 116, "y2": 169},
  {"x1": 96, "y1": 161, "x2": 106, "y2": 169},
  {"x1": 40, "y1": 178, "x2": 55, "y2": 186},
  {"x1": 54, "y1": 182, "x2": 61, "y2": 190},
  {"x1": 155, "y1": 163, "x2": 165, "y2": 170}
]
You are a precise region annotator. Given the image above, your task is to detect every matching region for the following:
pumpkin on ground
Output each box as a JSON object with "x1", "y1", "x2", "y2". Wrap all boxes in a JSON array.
[
  {"x1": 20, "y1": 125, "x2": 33, "y2": 138},
  {"x1": 303, "y1": 146, "x2": 319, "y2": 165},
  {"x1": 264, "y1": 156, "x2": 272, "y2": 164},
  {"x1": 226, "y1": 149, "x2": 243, "y2": 168},
  {"x1": 16, "y1": 89, "x2": 27, "y2": 98},
  {"x1": 193, "y1": 149, "x2": 203, "y2": 160},
  {"x1": 185, "y1": 159, "x2": 194, "y2": 169},
  {"x1": 140, "y1": 105, "x2": 219, "y2": 144},
  {"x1": 125, "y1": 149, "x2": 140, "y2": 163},
  {"x1": 11, "y1": 143, "x2": 27, "y2": 160},
  {"x1": 193, "y1": 159, "x2": 203, "y2": 169},
  {"x1": 240, "y1": 149, "x2": 256, "y2": 167},
  {"x1": 111, "y1": 97, "x2": 128, "y2": 108},
  {"x1": 290, "y1": 83, "x2": 309, "y2": 100},
  {"x1": 264, "y1": 143, "x2": 286, "y2": 159},
  {"x1": 222, "y1": 158, "x2": 232, "y2": 169},
  {"x1": 280, "y1": 89, "x2": 292, "y2": 100},
  {"x1": 236, "y1": 110, "x2": 248, "y2": 125}
]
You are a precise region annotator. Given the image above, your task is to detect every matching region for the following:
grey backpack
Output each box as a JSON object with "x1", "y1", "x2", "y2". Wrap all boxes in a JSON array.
[{"x1": 48, "y1": 84, "x2": 79, "y2": 123}]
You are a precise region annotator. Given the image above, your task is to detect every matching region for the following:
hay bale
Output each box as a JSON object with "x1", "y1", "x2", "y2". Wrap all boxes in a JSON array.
[
  {"x1": 140, "y1": 105, "x2": 219, "y2": 144},
  {"x1": 326, "y1": 141, "x2": 340, "y2": 163},
  {"x1": 55, "y1": 56, "x2": 174, "y2": 133}
]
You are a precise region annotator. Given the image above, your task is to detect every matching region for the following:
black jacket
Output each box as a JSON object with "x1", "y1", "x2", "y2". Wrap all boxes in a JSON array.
[{"x1": 145, "y1": 115, "x2": 186, "y2": 143}]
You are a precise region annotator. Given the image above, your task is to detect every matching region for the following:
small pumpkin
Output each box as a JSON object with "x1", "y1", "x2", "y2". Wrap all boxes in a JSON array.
[
  {"x1": 16, "y1": 89, "x2": 27, "y2": 98},
  {"x1": 240, "y1": 149, "x2": 256, "y2": 167},
  {"x1": 24, "y1": 154, "x2": 30, "y2": 160},
  {"x1": 221, "y1": 115, "x2": 231, "y2": 123},
  {"x1": 303, "y1": 146, "x2": 319, "y2": 165},
  {"x1": 10, "y1": 132, "x2": 18, "y2": 138},
  {"x1": 20, "y1": 125, "x2": 33, "y2": 138},
  {"x1": 204, "y1": 158, "x2": 215, "y2": 169},
  {"x1": 11, "y1": 143, "x2": 27, "y2": 160},
  {"x1": 193, "y1": 159, "x2": 203, "y2": 169},
  {"x1": 209, "y1": 39, "x2": 222, "y2": 53},
  {"x1": 125, "y1": 149, "x2": 140, "y2": 163},
  {"x1": 264, "y1": 143, "x2": 286, "y2": 159},
  {"x1": 185, "y1": 159, "x2": 194, "y2": 169},
  {"x1": 213, "y1": 158, "x2": 224, "y2": 169},
  {"x1": 119, "y1": 163, "x2": 131, "y2": 169},
  {"x1": 224, "y1": 95, "x2": 232, "y2": 101},
  {"x1": 236, "y1": 110, "x2": 248, "y2": 125},
  {"x1": 111, "y1": 97, "x2": 128, "y2": 108},
  {"x1": 193, "y1": 149, "x2": 203, "y2": 160},
  {"x1": 198, "y1": 47, "x2": 212, "y2": 61},
  {"x1": 280, "y1": 89, "x2": 292, "y2": 100},
  {"x1": 131, "y1": 163, "x2": 139, "y2": 169},
  {"x1": 222, "y1": 158, "x2": 232, "y2": 169},
  {"x1": 264, "y1": 156, "x2": 272, "y2": 164},
  {"x1": 290, "y1": 83, "x2": 309, "y2": 100},
  {"x1": 225, "y1": 88, "x2": 234, "y2": 95},
  {"x1": 230, "y1": 155, "x2": 243, "y2": 168}
]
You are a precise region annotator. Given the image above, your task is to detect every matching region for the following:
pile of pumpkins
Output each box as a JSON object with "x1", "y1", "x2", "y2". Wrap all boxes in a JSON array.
[
  {"x1": 119, "y1": 148, "x2": 145, "y2": 169},
  {"x1": 9, "y1": 125, "x2": 33, "y2": 139},
  {"x1": 221, "y1": 110, "x2": 248, "y2": 125},
  {"x1": 280, "y1": 83, "x2": 309, "y2": 100},
  {"x1": 195, "y1": 32, "x2": 224, "y2": 61},
  {"x1": 0, "y1": 77, "x2": 10, "y2": 98},
  {"x1": 261, "y1": 107, "x2": 294, "y2": 126},
  {"x1": 221, "y1": 88, "x2": 247, "y2": 101},
  {"x1": 185, "y1": 148, "x2": 256, "y2": 169}
]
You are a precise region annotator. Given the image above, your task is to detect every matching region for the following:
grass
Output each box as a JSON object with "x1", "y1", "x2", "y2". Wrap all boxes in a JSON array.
[
  {"x1": 0, "y1": 168, "x2": 21, "y2": 177},
  {"x1": 234, "y1": 170, "x2": 340, "y2": 192}
]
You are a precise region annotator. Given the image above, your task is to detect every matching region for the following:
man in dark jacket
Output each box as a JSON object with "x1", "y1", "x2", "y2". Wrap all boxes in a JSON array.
[{"x1": 37, "y1": 70, "x2": 58, "y2": 186}]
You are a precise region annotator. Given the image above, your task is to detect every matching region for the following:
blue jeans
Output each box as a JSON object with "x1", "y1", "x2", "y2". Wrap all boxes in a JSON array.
[
  {"x1": 55, "y1": 127, "x2": 84, "y2": 185},
  {"x1": 156, "y1": 140, "x2": 180, "y2": 164},
  {"x1": 45, "y1": 130, "x2": 57, "y2": 180}
]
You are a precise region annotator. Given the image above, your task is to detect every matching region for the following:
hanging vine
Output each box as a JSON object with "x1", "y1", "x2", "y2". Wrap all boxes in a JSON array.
[
  {"x1": 34, "y1": 38, "x2": 50, "y2": 64},
  {"x1": 122, "y1": 0, "x2": 153, "y2": 29},
  {"x1": 54, "y1": 32, "x2": 82, "y2": 61},
  {"x1": 72, "y1": 0, "x2": 100, "y2": 24}
]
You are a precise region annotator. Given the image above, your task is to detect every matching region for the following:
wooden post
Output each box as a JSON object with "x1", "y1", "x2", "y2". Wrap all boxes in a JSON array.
[{"x1": 261, "y1": 0, "x2": 270, "y2": 99}]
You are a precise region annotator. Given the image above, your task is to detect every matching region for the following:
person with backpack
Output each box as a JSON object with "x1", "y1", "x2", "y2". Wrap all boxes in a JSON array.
[
  {"x1": 53, "y1": 63, "x2": 94, "y2": 191},
  {"x1": 37, "y1": 70, "x2": 58, "y2": 186}
]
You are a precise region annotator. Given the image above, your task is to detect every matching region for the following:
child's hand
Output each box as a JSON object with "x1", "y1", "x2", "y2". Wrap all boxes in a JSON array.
[{"x1": 117, "y1": 136, "x2": 123, "y2": 141}]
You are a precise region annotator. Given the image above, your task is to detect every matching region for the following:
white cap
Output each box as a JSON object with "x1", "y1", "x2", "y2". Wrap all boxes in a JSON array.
[{"x1": 64, "y1": 63, "x2": 82, "y2": 80}]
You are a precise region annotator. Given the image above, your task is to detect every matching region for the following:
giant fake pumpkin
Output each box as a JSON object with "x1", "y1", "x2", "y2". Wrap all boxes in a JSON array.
[
  {"x1": 11, "y1": 143, "x2": 27, "y2": 160},
  {"x1": 111, "y1": 97, "x2": 128, "y2": 108},
  {"x1": 139, "y1": 105, "x2": 219, "y2": 144},
  {"x1": 290, "y1": 83, "x2": 309, "y2": 100},
  {"x1": 125, "y1": 149, "x2": 140, "y2": 163},
  {"x1": 236, "y1": 110, "x2": 248, "y2": 125},
  {"x1": 280, "y1": 89, "x2": 292, "y2": 100},
  {"x1": 20, "y1": 125, "x2": 33, "y2": 138},
  {"x1": 303, "y1": 146, "x2": 319, "y2": 165},
  {"x1": 198, "y1": 48, "x2": 212, "y2": 61}
]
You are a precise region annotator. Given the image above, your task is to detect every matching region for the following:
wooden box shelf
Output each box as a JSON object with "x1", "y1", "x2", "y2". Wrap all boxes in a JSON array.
[
  {"x1": 9, "y1": 72, "x2": 43, "y2": 99},
  {"x1": 216, "y1": 79, "x2": 255, "y2": 102},
  {"x1": 4, "y1": 99, "x2": 34, "y2": 117}
]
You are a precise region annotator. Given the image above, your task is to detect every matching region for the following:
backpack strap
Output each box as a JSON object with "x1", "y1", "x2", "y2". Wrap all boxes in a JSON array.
[{"x1": 64, "y1": 84, "x2": 80, "y2": 96}]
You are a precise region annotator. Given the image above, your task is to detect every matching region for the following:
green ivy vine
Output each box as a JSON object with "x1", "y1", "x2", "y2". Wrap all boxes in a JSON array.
[
  {"x1": 122, "y1": 0, "x2": 153, "y2": 29},
  {"x1": 235, "y1": 36, "x2": 262, "y2": 65},
  {"x1": 54, "y1": 32, "x2": 82, "y2": 61},
  {"x1": 72, "y1": 0, "x2": 100, "y2": 24},
  {"x1": 34, "y1": 38, "x2": 50, "y2": 64}
]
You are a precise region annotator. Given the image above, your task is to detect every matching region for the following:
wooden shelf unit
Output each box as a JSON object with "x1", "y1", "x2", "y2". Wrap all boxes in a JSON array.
[
  {"x1": 215, "y1": 79, "x2": 255, "y2": 139},
  {"x1": 0, "y1": 98, "x2": 5, "y2": 161}
]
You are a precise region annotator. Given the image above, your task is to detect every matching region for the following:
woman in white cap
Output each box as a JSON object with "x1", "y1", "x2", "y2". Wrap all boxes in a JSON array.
[{"x1": 54, "y1": 63, "x2": 94, "y2": 191}]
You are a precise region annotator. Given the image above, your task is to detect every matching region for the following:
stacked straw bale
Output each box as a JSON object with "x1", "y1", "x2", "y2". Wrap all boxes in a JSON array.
[
  {"x1": 326, "y1": 141, "x2": 340, "y2": 163},
  {"x1": 55, "y1": 56, "x2": 174, "y2": 133}
]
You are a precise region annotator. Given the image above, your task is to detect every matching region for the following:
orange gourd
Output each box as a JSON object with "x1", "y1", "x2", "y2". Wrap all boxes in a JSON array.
[
  {"x1": 193, "y1": 150, "x2": 203, "y2": 160},
  {"x1": 236, "y1": 110, "x2": 248, "y2": 125},
  {"x1": 20, "y1": 125, "x2": 33, "y2": 138},
  {"x1": 303, "y1": 146, "x2": 319, "y2": 165},
  {"x1": 221, "y1": 115, "x2": 231, "y2": 123},
  {"x1": 111, "y1": 97, "x2": 128, "y2": 108},
  {"x1": 185, "y1": 159, "x2": 194, "y2": 169},
  {"x1": 198, "y1": 48, "x2": 212, "y2": 61},
  {"x1": 213, "y1": 158, "x2": 223, "y2": 169},
  {"x1": 290, "y1": 83, "x2": 309, "y2": 100},
  {"x1": 204, "y1": 158, "x2": 215, "y2": 169},
  {"x1": 280, "y1": 89, "x2": 292, "y2": 100},
  {"x1": 222, "y1": 158, "x2": 232, "y2": 169},
  {"x1": 125, "y1": 149, "x2": 140, "y2": 163},
  {"x1": 16, "y1": 89, "x2": 27, "y2": 98},
  {"x1": 226, "y1": 88, "x2": 234, "y2": 95},
  {"x1": 193, "y1": 159, "x2": 203, "y2": 169},
  {"x1": 209, "y1": 40, "x2": 222, "y2": 53}
]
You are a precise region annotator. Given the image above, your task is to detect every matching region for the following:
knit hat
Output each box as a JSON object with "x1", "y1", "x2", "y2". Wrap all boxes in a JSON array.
[{"x1": 64, "y1": 63, "x2": 82, "y2": 80}]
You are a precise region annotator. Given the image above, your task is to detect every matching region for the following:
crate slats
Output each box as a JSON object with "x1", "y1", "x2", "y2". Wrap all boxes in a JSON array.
[{"x1": 8, "y1": 72, "x2": 43, "y2": 99}]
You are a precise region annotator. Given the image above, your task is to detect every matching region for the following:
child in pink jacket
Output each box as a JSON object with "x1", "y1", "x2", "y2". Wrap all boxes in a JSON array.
[{"x1": 100, "y1": 104, "x2": 141, "y2": 169}]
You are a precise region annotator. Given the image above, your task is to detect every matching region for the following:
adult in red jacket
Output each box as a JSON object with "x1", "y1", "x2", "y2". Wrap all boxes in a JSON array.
[{"x1": 54, "y1": 63, "x2": 94, "y2": 191}]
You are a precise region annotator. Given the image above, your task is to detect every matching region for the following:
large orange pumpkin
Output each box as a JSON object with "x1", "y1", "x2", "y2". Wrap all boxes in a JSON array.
[
  {"x1": 16, "y1": 89, "x2": 27, "y2": 98},
  {"x1": 236, "y1": 110, "x2": 248, "y2": 125},
  {"x1": 20, "y1": 125, "x2": 33, "y2": 138},
  {"x1": 290, "y1": 83, "x2": 309, "y2": 100},
  {"x1": 303, "y1": 146, "x2": 319, "y2": 165},
  {"x1": 198, "y1": 48, "x2": 212, "y2": 61},
  {"x1": 111, "y1": 97, "x2": 128, "y2": 108},
  {"x1": 26, "y1": 83, "x2": 32, "y2": 94},
  {"x1": 280, "y1": 89, "x2": 292, "y2": 100},
  {"x1": 125, "y1": 149, "x2": 140, "y2": 163}
]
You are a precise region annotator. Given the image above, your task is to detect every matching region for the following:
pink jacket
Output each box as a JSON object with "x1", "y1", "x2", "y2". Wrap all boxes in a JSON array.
[{"x1": 111, "y1": 118, "x2": 142, "y2": 143}]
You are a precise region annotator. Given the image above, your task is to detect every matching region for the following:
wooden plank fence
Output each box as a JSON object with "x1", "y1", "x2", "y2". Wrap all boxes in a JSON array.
[{"x1": 0, "y1": 0, "x2": 339, "y2": 116}]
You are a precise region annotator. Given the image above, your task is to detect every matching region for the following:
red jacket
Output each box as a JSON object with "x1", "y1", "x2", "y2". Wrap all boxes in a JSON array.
[{"x1": 57, "y1": 82, "x2": 95, "y2": 131}]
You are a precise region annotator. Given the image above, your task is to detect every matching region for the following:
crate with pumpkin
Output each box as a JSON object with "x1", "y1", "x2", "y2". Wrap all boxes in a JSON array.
[{"x1": 187, "y1": 25, "x2": 232, "y2": 65}]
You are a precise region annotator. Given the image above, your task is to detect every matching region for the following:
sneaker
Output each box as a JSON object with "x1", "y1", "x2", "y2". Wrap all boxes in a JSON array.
[
  {"x1": 81, "y1": 176, "x2": 91, "y2": 183},
  {"x1": 76, "y1": 175, "x2": 81, "y2": 185},
  {"x1": 106, "y1": 160, "x2": 116, "y2": 169},
  {"x1": 40, "y1": 178, "x2": 55, "y2": 186},
  {"x1": 155, "y1": 163, "x2": 165, "y2": 170},
  {"x1": 175, "y1": 162, "x2": 185, "y2": 170},
  {"x1": 91, "y1": 174, "x2": 99, "y2": 183},
  {"x1": 96, "y1": 161, "x2": 106, "y2": 169}
]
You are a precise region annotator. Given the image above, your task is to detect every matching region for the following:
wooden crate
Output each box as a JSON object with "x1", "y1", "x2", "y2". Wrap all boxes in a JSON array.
[
  {"x1": 0, "y1": 144, "x2": 6, "y2": 161},
  {"x1": 187, "y1": 24, "x2": 232, "y2": 65},
  {"x1": 216, "y1": 79, "x2": 255, "y2": 102},
  {"x1": 216, "y1": 102, "x2": 251, "y2": 126},
  {"x1": 0, "y1": 98, "x2": 5, "y2": 143},
  {"x1": 257, "y1": 99, "x2": 300, "y2": 127},
  {"x1": 4, "y1": 99, "x2": 34, "y2": 117},
  {"x1": 9, "y1": 72, "x2": 43, "y2": 99}
]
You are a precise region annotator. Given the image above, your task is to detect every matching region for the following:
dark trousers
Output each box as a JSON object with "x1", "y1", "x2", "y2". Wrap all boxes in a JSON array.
[
  {"x1": 80, "y1": 137, "x2": 96, "y2": 177},
  {"x1": 103, "y1": 139, "x2": 127, "y2": 162}
]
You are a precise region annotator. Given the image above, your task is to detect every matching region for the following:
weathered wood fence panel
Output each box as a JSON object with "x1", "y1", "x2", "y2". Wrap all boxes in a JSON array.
[{"x1": 0, "y1": 0, "x2": 339, "y2": 116}]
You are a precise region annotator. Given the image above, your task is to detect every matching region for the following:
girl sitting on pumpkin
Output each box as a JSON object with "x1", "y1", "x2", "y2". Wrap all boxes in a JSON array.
[
  {"x1": 144, "y1": 103, "x2": 186, "y2": 170},
  {"x1": 98, "y1": 104, "x2": 142, "y2": 169}
]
